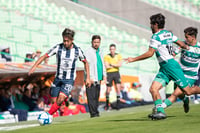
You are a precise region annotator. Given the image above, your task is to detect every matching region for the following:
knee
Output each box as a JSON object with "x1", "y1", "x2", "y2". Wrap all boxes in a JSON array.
[
  {"x1": 184, "y1": 90, "x2": 192, "y2": 96},
  {"x1": 149, "y1": 88, "x2": 155, "y2": 94},
  {"x1": 56, "y1": 96, "x2": 66, "y2": 106},
  {"x1": 184, "y1": 89, "x2": 193, "y2": 96}
]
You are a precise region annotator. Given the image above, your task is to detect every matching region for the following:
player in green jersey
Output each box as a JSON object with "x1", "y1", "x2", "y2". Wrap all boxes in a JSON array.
[
  {"x1": 161, "y1": 27, "x2": 200, "y2": 113},
  {"x1": 124, "y1": 13, "x2": 200, "y2": 120}
]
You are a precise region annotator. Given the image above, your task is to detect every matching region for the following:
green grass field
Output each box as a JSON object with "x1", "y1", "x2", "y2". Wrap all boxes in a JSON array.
[{"x1": 1, "y1": 102, "x2": 200, "y2": 133}]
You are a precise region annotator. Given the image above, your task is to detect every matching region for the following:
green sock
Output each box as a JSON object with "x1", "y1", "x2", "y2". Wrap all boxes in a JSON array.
[
  {"x1": 164, "y1": 99, "x2": 173, "y2": 107},
  {"x1": 155, "y1": 99, "x2": 165, "y2": 113}
]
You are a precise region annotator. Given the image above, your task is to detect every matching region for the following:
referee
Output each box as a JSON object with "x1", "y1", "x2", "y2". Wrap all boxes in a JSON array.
[{"x1": 104, "y1": 44, "x2": 122, "y2": 110}]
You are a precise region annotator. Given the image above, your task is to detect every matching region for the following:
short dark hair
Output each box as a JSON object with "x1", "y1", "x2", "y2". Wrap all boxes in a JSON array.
[
  {"x1": 62, "y1": 28, "x2": 75, "y2": 40},
  {"x1": 150, "y1": 13, "x2": 165, "y2": 29},
  {"x1": 92, "y1": 35, "x2": 101, "y2": 41},
  {"x1": 184, "y1": 27, "x2": 198, "y2": 38},
  {"x1": 109, "y1": 44, "x2": 116, "y2": 48}
]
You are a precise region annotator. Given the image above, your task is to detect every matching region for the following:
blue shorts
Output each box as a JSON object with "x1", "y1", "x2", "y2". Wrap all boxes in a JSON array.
[{"x1": 50, "y1": 77, "x2": 74, "y2": 98}]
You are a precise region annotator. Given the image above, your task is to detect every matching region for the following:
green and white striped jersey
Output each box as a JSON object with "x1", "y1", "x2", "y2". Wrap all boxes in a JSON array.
[
  {"x1": 149, "y1": 30, "x2": 178, "y2": 66},
  {"x1": 179, "y1": 42, "x2": 200, "y2": 80}
]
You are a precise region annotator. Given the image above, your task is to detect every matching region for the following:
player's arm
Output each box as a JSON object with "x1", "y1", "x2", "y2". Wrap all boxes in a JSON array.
[
  {"x1": 110, "y1": 55, "x2": 123, "y2": 68},
  {"x1": 124, "y1": 47, "x2": 155, "y2": 63},
  {"x1": 175, "y1": 40, "x2": 189, "y2": 50},
  {"x1": 104, "y1": 55, "x2": 112, "y2": 69},
  {"x1": 28, "y1": 54, "x2": 48, "y2": 75},
  {"x1": 82, "y1": 59, "x2": 90, "y2": 87}
]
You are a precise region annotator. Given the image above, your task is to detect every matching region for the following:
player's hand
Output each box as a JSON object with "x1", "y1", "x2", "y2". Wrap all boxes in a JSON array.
[
  {"x1": 85, "y1": 78, "x2": 91, "y2": 88},
  {"x1": 28, "y1": 68, "x2": 35, "y2": 76},
  {"x1": 103, "y1": 76, "x2": 107, "y2": 84},
  {"x1": 123, "y1": 57, "x2": 133, "y2": 64}
]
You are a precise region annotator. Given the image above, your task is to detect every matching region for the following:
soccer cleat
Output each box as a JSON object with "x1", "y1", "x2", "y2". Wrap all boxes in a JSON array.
[
  {"x1": 151, "y1": 112, "x2": 167, "y2": 120},
  {"x1": 183, "y1": 97, "x2": 189, "y2": 113},
  {"x1": 148, "y1": 107, "x2": 157, "y2": 118}
]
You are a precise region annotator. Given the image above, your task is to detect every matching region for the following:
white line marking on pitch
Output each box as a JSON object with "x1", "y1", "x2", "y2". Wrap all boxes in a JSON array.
[{"x1": 0, "y1": 124, "x2": 39, "y2": 131}]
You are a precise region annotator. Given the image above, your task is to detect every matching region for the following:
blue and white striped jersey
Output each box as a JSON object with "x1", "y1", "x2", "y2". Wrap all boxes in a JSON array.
[{"x1": 46, "y1": 43, "x2": 86, "y2": 80}]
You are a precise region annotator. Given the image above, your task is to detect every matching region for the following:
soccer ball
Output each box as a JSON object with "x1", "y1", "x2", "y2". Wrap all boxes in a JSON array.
[{"x1": 37, "y1": 112, "x2": 53, "y2": 126}]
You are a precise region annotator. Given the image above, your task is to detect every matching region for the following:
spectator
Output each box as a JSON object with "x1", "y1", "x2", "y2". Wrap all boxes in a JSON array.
[
  {"x1": 24, "y1": 52, "x2": 34, "y2": 62},
  {"x1": 0, "y1": 87, "x2": 28, "y2": 121},
  {"x1": 127, "y1": 82, "x2": 153, "y2": 105},
  {"x1": 110, "y1": 83, "x2": 141, "y2": 109},
  {"x1": 60, "y1": 97, "x2": 86, "y2": 116},
  {"x1": 22, "y1": 86, "x2": 43, "y2": 111},
  {"x1": 32, "y1": 49, "x2": 42, "y2": 61},
  {"x1": 128, "y1": 82, "x2": 143, "y2": 101},
  {"x1": 31, "y1": 84, "x2": 40, "y2": 104},
  {"x1": 0, "y1": 46, "x2": 12, "y2": 62},
  {"x1": 38, "y1": 87, "x2": 51, "y2": 108}
]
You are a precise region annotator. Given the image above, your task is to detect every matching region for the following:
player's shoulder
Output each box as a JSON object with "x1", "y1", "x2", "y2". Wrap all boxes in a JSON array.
[
  {"x1": 151, "y1": 33, "x2": 160, "y2": 40},
  {"x1": 151, "y1": 30, "x2": 172, "y2": 40},
  {"x1": 115, "y1": 53, "x2": 122, "y2": 57},
  {"x1": 104, "y1": 54, "x2": 110, "y2": 58}
]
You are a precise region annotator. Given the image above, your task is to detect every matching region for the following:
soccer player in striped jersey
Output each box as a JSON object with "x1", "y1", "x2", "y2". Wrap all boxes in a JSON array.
[
  {"x1": 162, "y1": 27, "x2": 200, "y2": 113},
  {"x1": 28, "y1": 28, "x2": 90, "y2": 117},
  {"x1": 124, "y1": 13, "x2": 200, "y2": 120}
]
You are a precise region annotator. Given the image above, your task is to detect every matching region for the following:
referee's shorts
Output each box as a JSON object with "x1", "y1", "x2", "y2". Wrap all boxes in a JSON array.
[{"x1": 106, "y1": 71, "x2": 121, "y2": 87}]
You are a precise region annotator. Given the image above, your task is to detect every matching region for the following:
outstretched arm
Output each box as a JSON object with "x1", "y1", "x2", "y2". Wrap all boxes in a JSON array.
[
  {"x1": 28, "y1": 54, "x2": 48, "y2": 75},
  {"x1": 175, "y1": 40, "x2": 189, "y2": 50},
  {"x1": 124, "y1": 47, "x2": 155, "y2": 63}
]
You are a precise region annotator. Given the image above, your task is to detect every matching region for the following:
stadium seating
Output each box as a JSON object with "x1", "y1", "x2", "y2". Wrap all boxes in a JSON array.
[
  {"x1": 0, "y1": 0, "x2": 157, "y2": 75},
  {"x1": 141, "y1": 0, "x2": 200, "y2": 21}
]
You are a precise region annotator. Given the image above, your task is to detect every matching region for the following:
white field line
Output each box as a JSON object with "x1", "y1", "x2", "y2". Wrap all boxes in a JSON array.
[{"x1": 0, "y1": 124, "x2": 39, "y2": 131}]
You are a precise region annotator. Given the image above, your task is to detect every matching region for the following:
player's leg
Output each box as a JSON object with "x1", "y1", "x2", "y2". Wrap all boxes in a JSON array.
[
  {"x1": 162, "y1": 60, "x2": 190, "y2": 112},
  {"x1": 184, "y1": 85, "x2": 200, "y2": 95},
  {"x1": 116, "y1": 83, "x2": 121, "y2": 109},
  {"x1": 149, "y1": 81, "x2": 167, "y2": 119},
  {"x1": 163, "y1": 87, "x2": 183, "y2": 107},
  {"x1": 178, "y1": 79, "x2": 195, "y2": 113},
  {"x1": 48, "y1": 79, "x2": 73, "y2": 115},
  {"x1": 114, "y1": 72, "x2": 121, "y2": 110},
  {"x1": 148, "y1": 70, "x2": 169, "y2": 119},
  {"x1": 48, "y1": 78, "x2": 61, "y2": 115},
  {"x1": 105, "y1": 73, "x2": 112, "y2": 110},
  {"x1": 149, "y1": 81, "x2": 165, "y2": 111}
]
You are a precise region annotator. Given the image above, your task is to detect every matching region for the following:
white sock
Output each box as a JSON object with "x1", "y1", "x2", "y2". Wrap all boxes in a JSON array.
[{"x1": 161, "y1": 102, "x2": 167, "y2": 108}]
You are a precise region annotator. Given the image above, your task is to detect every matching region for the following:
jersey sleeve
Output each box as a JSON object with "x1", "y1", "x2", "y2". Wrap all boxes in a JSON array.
[
  {"x1": 172, "y1": 35, "x2": 178, "y2": 42},
  {"x1": 46, "y1": 44, "x2": 58, "y2": 57},
  {"x1": 78, "y1": 47, "x2": 86, "y2": 62},
  {"x1": 104, "y1": 55, "x2": 109, "y2": 63},
  {"x1": 172, "y1": 44, "x2": 180, "y2": 55},
  {"x1": 149, "y1": 35, "x2": 161, "y2": 49}
]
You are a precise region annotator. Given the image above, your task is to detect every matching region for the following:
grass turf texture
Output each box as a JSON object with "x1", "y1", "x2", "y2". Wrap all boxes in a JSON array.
[{"x1": 1, "y1": 102, "x2": 200, "y2": 133}]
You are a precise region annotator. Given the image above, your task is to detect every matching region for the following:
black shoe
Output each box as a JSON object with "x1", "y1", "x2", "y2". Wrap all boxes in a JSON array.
[
  {"x1": 90, "y1": 114, "x2": 100, "y2": 118},
  {"x1": 183, "y1": 97, "x2": 189, "y2": 113},
  {"x1": 151, "y1": 112, "x2": 167, "y2": 120}
]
